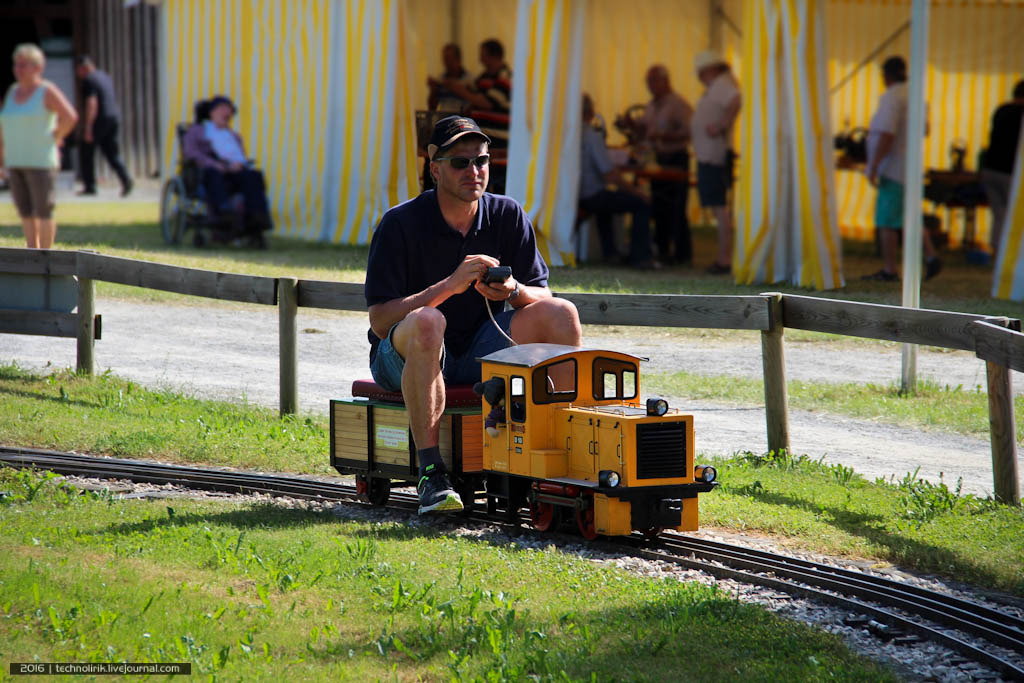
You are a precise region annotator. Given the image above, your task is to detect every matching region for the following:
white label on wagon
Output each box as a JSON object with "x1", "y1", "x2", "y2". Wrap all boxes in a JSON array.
[{"x1": 375, "y1": 425, "x2": 408, "y2": 450}]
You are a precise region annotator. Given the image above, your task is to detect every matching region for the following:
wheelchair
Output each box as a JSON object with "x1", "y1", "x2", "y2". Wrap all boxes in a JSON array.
[
  {"x1": 160, "y1": 99, "x2": 262, "y2": 248},
  {"x1": 159, "y1": 122, "x2": 215, "y2": 247}
]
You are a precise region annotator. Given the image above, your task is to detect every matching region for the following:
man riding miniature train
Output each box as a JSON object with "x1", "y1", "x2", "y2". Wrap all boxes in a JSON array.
[{"x1": 364, "y1": 115, "x2": 582, "y2": 514}]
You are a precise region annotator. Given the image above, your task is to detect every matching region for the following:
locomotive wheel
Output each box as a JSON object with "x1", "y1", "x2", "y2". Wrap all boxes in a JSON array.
[
  {"x1": 642, "y1": 527, "x2": 663, "y2": 541},
  {"x1": 367, "y1": 478, "x2": 390, "y2": 506},
  {"x1": 530, "y1": 501, "x2": 557, "y2": 532},
  {"x1": 575, "y1": 496, "x2": 598, "y2": 540}
]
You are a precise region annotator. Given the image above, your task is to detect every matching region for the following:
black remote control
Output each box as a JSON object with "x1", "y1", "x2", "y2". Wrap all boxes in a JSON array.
[{"x1": 483, "y1": 266, "x2": 512, "y2": 283}]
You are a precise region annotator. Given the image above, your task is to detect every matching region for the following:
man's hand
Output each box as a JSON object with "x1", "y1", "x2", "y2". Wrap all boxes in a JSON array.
[
  {"x1": 83, "y1": 128, "x2": 93, "y2": 144},
  {"x1": 446, "y1": 254, "x2": 500, "y2": 295},
  {"x1": 475, "y1": 275, "x2": 516, "y2": 302},
  {"x1": 866, "y1": 166, "x2": 879, "y2": 187},
  {"x1": 227, "y1": 162, "x2": 245, "y2": 173}
]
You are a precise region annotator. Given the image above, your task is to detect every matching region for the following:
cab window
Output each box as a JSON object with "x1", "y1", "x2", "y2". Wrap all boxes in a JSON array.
[
  {"x1": 510, "y1": 376, "x2": 526, "y2": 422},
  {"x1": 592, "y1": 357, "x2": 638, "y2": 400},
  {"x1": 532, "y1": 359, "x2": 577, "y2": 404}
]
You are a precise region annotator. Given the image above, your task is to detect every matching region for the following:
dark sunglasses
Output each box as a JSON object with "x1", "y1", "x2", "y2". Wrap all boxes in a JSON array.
[{"x1": 433, "y1": 153, "x2": 490, "y2": 170}]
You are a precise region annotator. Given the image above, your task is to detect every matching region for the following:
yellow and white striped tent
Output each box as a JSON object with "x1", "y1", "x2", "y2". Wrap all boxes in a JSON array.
[
  {"x1": 827, "y1": 0, "x2": 1024, "y2": 248},
  {"x1": 161, "y1": 0, "x2": 418, "y2": 244},
  {"x1": 159, "y1": 0, "x2": 1023, "y2": 281},
  {"x1": 735, "y1": 0, "x2": 843, "y2": 289}
]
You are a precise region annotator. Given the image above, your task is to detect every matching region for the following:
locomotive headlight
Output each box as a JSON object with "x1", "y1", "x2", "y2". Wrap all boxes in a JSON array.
[
  {"x1": 695, "y1": 465, "x2": 717, "y2": 483},
  {"x1": 646, "y1": 397, "x2": 669, "y2": 416},
  {"x1": 599, "y1": 470, "x2": 621, "y2": 488}
]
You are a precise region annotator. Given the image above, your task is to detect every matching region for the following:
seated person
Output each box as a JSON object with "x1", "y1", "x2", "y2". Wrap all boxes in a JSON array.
[
  {"x1": 183, "y1": 95, "x2": 272, "y2": 246},
  {"x1": 440, "y1": 39, "x2": 511, "y2": 147},
  {"x1": 427, "y1": 43, "x2": 474, "y2": 113},
  {"x1": 365, "y1": 115, "x2": 581, "y2": 514},
  {"x1": 579, "y1": 94, "x2": 654, "y2": 267}
]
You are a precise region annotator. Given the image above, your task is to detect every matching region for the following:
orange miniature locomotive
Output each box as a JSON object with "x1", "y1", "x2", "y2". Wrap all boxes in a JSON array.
[{"x1": 330, "y1": 343, "x2": 718, "y2": 538}]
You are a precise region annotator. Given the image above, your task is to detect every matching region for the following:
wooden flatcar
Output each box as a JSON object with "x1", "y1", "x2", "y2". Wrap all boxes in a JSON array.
[{"x1": 331, "y1": 343, "x2": 717, "y2": 537}]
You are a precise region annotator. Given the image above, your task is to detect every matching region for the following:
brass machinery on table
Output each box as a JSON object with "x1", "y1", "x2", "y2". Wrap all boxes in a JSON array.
[{"x1": 331, "y1": 343, "x2": 718, "y2": 539}]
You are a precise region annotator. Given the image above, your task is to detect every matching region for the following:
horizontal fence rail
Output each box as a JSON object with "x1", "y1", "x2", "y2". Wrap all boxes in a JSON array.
[
  {"x1": 973, "y1": 321, "x2": 1024, "y2": 374},
  {"x1": 556, "y1": 293, "x2": 771, "y2": 330},
  {"x1": 0, "y1": 310, "x2": 102, "y2": 339},
  {"x1": 0, "y1": 248, "x2": 77, "y2": 276},
  {"x1": 780, "y1": 293, "x2": 1018, "y2": 351},
  {"x1": 0, "y1": 247, "x2": 1020, "y2": 504},
  {"x1": 77, "y1": 252, "x2": 278, "y2": 305}
]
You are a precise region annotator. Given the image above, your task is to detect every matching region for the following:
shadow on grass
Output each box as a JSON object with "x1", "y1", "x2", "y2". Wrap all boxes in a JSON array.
[
  {"x1": 93, "y1": 501, "x2": 342, "y2": 537},
  {"x1": 0, "y1": 386, "x2": 111, "y2": 411},
  {"x1": 727, "y1": 485, "x2": 1011, "y2": 590}
]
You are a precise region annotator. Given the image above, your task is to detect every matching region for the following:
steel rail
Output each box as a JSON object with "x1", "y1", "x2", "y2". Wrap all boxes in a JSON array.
[{"x1": 2, "y1": 446, "x2": 1022, "y2": 680}]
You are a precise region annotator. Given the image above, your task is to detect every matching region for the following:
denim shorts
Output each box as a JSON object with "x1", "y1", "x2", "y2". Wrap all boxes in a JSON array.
[
  {"x1": 370, "y1": 309, "x2": 516, "y2": 391},
  {"x1": 697, "y1": 162, "x2": 731, "y2": 207},
  {"x1": 875, "y1": 177, "x2": 904, "y2": 230}
]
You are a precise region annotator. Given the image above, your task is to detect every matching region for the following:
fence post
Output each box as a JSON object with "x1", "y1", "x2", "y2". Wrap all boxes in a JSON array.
[
  {"x1": 76, "y1": 275, "x2": 95, "y2": 375},
  {"x1": 985, "y1": 360, "x2": 1020, "y2": 505},
  {"x1": 279, "y1": 277, "x2": 298, "y2": 416},
  {"x1": 760, "y1": 292, "x2": 790, "y2": 455}
]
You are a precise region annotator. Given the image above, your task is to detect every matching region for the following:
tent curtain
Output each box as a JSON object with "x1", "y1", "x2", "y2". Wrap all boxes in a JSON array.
[
  {"x1": 506, "y1": 0, "x2": 585, "y2": 267},
  {"x1": 991, "y1": 128, "x2": 1024, "y2": 300},
  {"x1": 828, "y1": 1, "x2": 1024, "y2": 247},
  {"x1": 736, "y1": 0, "x2": 844, "y2": 288},
  {"x1": 161, "y1": 0, "x2": 419, "y2": 243}
]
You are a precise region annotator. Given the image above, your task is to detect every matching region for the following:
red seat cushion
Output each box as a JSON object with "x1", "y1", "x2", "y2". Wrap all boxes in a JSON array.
[{"x1": 351, "y1": 380, "x2": 481, "y2": 408}]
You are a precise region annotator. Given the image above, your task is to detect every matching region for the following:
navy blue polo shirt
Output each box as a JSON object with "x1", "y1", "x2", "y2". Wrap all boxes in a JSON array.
[{"x1": 365, "y1": 190, "x2": 549, "y2": 362}]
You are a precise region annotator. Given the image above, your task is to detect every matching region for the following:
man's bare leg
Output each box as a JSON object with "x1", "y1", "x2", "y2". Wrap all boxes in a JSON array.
[
  {"x1": 882, "y1": 230, "x2": 900, "y2": 274},
  {"x1": 509, "y1": 298, "x2": 582, "y2": 390},
  {"x1": 389, "y1": 306, "x2": 462, "y2": 513},
  {"x1": 390, "y1": 307, "x2": 446, "y2": 451}
]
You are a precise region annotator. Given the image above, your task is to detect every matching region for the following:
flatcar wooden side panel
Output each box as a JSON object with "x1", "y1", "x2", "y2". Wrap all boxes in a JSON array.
[
  {"x1": 333, "y1": 402, "x2": 369, "y2": 464},
  {"x1": 332, "y1": 399, "x2": 483, "y2": 477},
  {"x1": 461, "y1": 415, "x2": 483, "y2": 472},
  {"x1": 373, "y1": 407, "x2": 413, "y2": 466}
]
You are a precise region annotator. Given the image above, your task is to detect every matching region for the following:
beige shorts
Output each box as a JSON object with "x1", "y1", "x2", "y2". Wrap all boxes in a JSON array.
[{"x1": 7, "y1": 167, "x2": 56, "y2": 219}]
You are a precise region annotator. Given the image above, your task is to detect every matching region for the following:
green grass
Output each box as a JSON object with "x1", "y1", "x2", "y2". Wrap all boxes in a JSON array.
[
  {"x1": 646, "y1": 370, "x2": 1024, "y2": 440},
  {"x1": 0, "y1": 469, "x2": 898, "y2": 681},
  {"x1": 702, "y1": 451, "x2": 1024, "y2": 596},
  {"x1": 0, "y1": 363, "x2": 331, "y2": 475},
  {"x1": 1, "y1": 201, "x2": 1019, "y2": 317},
  {"x1": 2, "y1": 364, "x2": 1022, "y2": 598}
]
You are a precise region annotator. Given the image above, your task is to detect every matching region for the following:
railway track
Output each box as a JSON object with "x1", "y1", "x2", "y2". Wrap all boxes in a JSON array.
[{"x1": 2, "y1": 445, "x2": 1023, "y2": 680}]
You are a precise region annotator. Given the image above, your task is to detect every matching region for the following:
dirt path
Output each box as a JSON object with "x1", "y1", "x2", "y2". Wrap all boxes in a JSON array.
[{"x1": 2, "y1": 298, "x2": 1020, "y2": 498}]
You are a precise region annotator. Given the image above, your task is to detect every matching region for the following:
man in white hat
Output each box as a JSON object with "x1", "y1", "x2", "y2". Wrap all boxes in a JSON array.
[{"x1": 691, "y1": 50, "x2": 741, "y2": 275}]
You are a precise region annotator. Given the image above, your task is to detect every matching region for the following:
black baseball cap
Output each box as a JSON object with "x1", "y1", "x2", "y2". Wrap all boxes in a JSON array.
[{"x1": 427, "y1": 115, "x2": 490, "y2": 159}]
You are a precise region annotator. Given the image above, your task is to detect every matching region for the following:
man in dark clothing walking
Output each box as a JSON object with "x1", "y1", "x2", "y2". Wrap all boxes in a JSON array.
[
  {"x1": 75, "y1": 56, "x2": 132, "y2": 196},
  {"x1": 980, "y1": 80, "x2": 1024, "y2": 253}
]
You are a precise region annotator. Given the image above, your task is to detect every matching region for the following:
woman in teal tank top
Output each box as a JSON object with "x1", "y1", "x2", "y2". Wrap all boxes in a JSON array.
[{"x1": 0, "y1": 43, "x2": 78, "y2": 248}]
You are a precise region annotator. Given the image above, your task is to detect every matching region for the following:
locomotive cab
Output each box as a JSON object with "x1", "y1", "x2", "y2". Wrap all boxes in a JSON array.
[{"x1": 477, "y1": 344, "x2": 717, "y2": 538}]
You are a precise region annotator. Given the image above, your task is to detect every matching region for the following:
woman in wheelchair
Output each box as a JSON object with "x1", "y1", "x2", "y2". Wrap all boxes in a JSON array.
[{"x1": 183, "y1": 95, "x2": 272, "y2": 247}]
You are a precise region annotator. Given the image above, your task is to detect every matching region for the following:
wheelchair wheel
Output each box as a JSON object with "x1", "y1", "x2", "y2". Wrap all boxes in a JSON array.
[{"x1": 160, "y1": 176, "x2": 187, "y2": 244}]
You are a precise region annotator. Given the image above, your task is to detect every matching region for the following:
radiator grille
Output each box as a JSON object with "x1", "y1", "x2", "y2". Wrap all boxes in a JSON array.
[{"x1": 635, "y1": 422, "x2": 687, "y2": 479}]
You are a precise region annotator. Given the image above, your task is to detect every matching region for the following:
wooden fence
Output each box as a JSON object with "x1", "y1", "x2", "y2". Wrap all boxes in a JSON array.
[{"x1": 1, "y1": 247, "x2": 1021, "y2": 505}]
